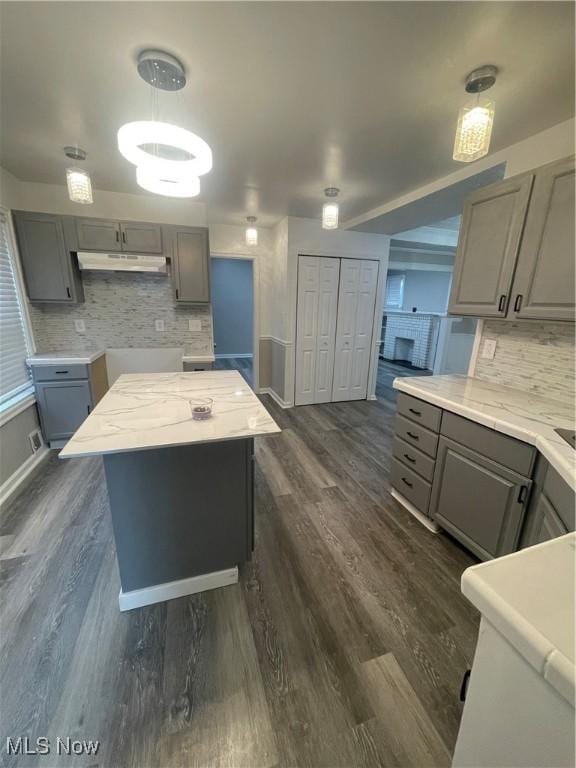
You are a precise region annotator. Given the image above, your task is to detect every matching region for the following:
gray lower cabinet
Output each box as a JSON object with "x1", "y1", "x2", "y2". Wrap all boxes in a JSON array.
[
  {"x1": 76, "y1": 218, "x2": 122, "y2": 251},
  {"x1": 527, "y1": 493, "x2": 567, "y2": 544},
  {"x1": 35, "y1": 380, "x2": 92, "y2": 442},
  {"x1": 171, "y1": 226, "x2": 210, "y2": 303},
  {"x1": 430, "y1": 436, "x2": 532, "y2": 560},
  {"x1": 510, "y1": 156, "x2": 575, "y2": 322},
  {"x1": 448, "y1": 174, "x2": 533, "y2": 317},
  {"x1": 520, "y1": 460, "x2": 574, "y2": 547},
  {"x1": 12, "y1": 211, "x2": 84, "y2": 303}
]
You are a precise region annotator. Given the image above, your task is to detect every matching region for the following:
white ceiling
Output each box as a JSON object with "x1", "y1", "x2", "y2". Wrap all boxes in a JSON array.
[{"x1": 0, "y1": 2, "x2": 574, "y2": 227}]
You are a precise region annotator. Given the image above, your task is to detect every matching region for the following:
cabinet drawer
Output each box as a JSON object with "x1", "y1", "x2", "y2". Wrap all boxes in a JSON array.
[
  {"x1": 440, "y1": 411, "x2": 535, "y2": 477},
  {"x1": 395, "y1": 415, "x2": 439, "y2": 458},
  {"x1": 391, "y1": 458, "x2": 431, "y2": 515},
  {"x1": 32, "y1": 363, "x2": 89, "y2": 382},
  {"x1": 544, "y1": 466, "x2": 575, "y2": 531},
  {"x1": 392, "y1": 436, "x2": 436, "y2": 482},
  {"x1": 397, "y1": 393, "x2": 441, "y2": 433}
]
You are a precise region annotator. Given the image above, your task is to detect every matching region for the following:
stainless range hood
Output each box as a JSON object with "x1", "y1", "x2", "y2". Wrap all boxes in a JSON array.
[{"x1": 77, "y1": 252, "x2": 167, "y2": 273}]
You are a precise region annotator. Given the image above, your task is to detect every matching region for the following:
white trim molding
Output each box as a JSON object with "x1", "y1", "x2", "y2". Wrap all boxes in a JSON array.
[
  {"x1": 118, "y1": 566, "x2": 238, "y2": 611},
  {"x1": 215, "y1": 353, "x2": 253, "y2": 360},
  {"x1": 0, "y1": 445, "x2": 49, "y2": 510},
  {"x1": 258, "y1": 387, "x2": 291, "y2": 409},
  {"x1": 391, "y1": 489, "x2": 440, "y2": 534},
  {"x1": 259, "y1": 335, "x2": 292, "y2": 347},
  {"x1": 0, "y1": 392, "x2": 36, "y2": 428}
]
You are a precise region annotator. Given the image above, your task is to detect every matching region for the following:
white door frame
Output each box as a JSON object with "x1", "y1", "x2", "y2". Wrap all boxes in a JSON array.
[{"x1": 210, "y1": 253, "x2": 259, "y2": 390}]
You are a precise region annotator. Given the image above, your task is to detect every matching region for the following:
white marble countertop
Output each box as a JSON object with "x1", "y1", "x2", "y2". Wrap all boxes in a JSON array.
[
  {"x1": 393, "y1": 375, "x2": 575, "y2": 490},
  {"x1": 60, "y1": 370, "x2": 280, "y2": 458},
  {"x1": 27, "y1": 349, "x2": 106, "y2": 366},
  {"x1": 182, "y1": 353, "x2": 215, "y2": 363},
  {"x1": 462, "y1": 533, "x2": 575, "y2": 705}
]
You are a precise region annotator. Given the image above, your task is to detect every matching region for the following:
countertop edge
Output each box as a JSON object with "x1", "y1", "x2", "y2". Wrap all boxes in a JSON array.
[
  {"x1": 393, "y1": 377, "x2": 575, "y2": 491},
  {"x1": 27, "y1": 349, "x2": 106, "y2": 365}
]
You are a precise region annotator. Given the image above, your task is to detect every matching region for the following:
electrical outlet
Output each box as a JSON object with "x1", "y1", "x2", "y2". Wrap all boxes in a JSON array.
[
  {"x1": 74, "y1": 319, "x2": 86, "y2": 333},
  {"x1": 188, "y1": 317, "x2": 202, "y2": 332},
  {"x1": 155, "y1": 319, "x2": 165, "y2": 332},
  {"x1": 481, "y1": 338, "x2": 497, "y2": 360}
]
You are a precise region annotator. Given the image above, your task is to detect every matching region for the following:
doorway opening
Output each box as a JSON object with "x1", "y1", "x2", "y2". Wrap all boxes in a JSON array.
[{"x1": 210, "y1": 257, "x2": 254, "y2": 387}]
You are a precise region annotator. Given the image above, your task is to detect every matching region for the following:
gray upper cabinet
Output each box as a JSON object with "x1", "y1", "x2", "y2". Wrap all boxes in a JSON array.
[
  {"x1": 171, "y1": 227, "x2": 210, "y2": 303},
  {"x1": 448, "y1": 174, "x2": 534, "y2": 317},
  {"x1": 430, "y1": 435, "x2": 531, "y2": 560},
  {"x1": 12, "y1": 211, "x2": 83, "y2": 303},
  {"x1": 510, "y1": 157, "x2": 575, "y2": 321},
  {"x1": 120, "y1": 222, "x2": 163, "y2": 253},
  {"x1": 76, "y1": 218, "x2": 122, "y2": 251}
]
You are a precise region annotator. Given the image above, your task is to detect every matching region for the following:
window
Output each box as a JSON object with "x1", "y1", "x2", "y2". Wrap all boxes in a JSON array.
[
  {"x1": 0, "y1": 208, "x2": 34, "y2": 411},
  {"x1": 385, "y1": 273, "x2": 405, "y2": 309}
]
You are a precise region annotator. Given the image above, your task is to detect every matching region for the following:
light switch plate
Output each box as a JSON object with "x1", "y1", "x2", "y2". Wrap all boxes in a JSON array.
[
  {"x1": 74, "y1": 319, "x2": 86, "y2": 333},
  {"x1": 481, "y1": 338, "x2": 497, "y2": 359},
  {"x1": 188, "y1": 317, "x2": 202, "y2": 332},
  {"x1": 155, "y1": 319, "x2": 165, "y2": 332}
]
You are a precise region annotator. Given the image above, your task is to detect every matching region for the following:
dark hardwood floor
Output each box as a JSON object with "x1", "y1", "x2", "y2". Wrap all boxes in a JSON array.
[
  {"x1": 376, "y1": 359, "x2": 433, "y2": 403},
  {"x1": 0, "y1": 385, "x2": 478, "y2": 768},
  {"x1": 214, "y1": 356, "x2": 253, "y2": 387}
]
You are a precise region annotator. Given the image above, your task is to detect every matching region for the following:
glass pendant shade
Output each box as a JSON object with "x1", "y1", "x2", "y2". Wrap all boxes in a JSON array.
[
  {"x1": 322, "y1": 202, "x2": 339, "y2": 230},
  {"x1": 118, "y1": 121, "x2": 213, "y2": 177},
  {"x1": 246, "y1": 226, "x2": 258, "y2": 246},
  {"x1": 66, "y1": 167, "x2": 93, "y2": 204},
  {"x1": 136, "y1": 165, "x2": 200, "y2": 198},
  {"x1": 453, "y1": 99, "x2": 495, "y2": 162}
]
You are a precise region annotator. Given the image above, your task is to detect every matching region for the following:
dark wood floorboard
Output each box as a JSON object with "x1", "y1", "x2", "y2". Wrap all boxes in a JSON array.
[
  {"x1": 214, "y1": 356, "x2": 253, "y2": 388},
  {"x1": 375, "y1": 359, "x2": 432, "y2": 403},
  {"x1": 0, "y1": 382, "x2": 478, "y2": 768}
]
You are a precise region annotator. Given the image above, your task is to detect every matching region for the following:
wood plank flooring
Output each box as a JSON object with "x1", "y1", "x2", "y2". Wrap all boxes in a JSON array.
[
  {"x1": 0, "y1": 388, "x2": 479, "y2": 768},
  {"x1": 214, "y1": 356, "x2": 253, "y2": 388}
]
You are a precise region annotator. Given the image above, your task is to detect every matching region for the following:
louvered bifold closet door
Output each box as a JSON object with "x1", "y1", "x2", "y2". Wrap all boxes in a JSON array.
[{"x1": 0, "y1": 210, "x2": 33, "y2": 406}]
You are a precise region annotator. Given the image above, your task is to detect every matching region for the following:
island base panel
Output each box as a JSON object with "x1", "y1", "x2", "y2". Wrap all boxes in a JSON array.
[{"x1": 103, "y1": 438, "x2": 254, "y2": 595}]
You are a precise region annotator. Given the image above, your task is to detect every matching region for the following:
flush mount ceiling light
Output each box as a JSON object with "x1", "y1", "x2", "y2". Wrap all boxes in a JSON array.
[
  {"x1": 322, "y1": 187, "x2": 340, "y2": 230},
  {"x1": 453, "y1": 65, "x2": 497, "y2": 163},
  {"x1": 64, "y1": 147, "x2": 93, "y2": 204},
  {"x1": 246, "y1": 216, "x2": 258, "y2": 246},
  {"x1": 118, "y1": 49, "x2": 213, "y2": 197},
  {"x1": 136, "y1": 166, "x2": 200, "y2": 198}
]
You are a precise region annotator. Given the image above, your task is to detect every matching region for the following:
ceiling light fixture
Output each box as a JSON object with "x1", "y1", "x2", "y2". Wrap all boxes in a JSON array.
[
  {"x1": 63, "y1": 147, "x2": 93, "y2": 204},
  {"x1": 322, "y1": 187, "x2": 340, "y2": 230},
  {"x1": 117, "y1": 50, "x2": 212, "y2": 198},
  {"x1": 246, "y1": 216, "x2": 258, "y2": 246},
  {"x1": 136, "y1": 166, "x2": 200, "y2": 198},
  {"x1": 453, "y1": 65, "x2": 497, "y2": 163}
]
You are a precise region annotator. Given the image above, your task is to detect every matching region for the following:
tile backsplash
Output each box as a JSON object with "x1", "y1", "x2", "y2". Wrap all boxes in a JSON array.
[
  {"x1": 29, "y1": 270, "x2": 213, "y2": 356},
  {"x1": 475, "y1": 320, "x2": 575, "y2": 406}
]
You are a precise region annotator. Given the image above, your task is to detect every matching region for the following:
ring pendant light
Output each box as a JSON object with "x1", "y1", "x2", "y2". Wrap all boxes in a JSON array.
[{"x1": 136, "y1": 166, "x2": 201, "y2": 198}]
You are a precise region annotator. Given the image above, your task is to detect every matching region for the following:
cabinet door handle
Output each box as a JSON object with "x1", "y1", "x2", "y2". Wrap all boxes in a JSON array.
[
  {"x1": 517, "y1": 485, "x2": 528, "y2": 504},
  {"x1": 514, "y1": 294, "x2": 523, "y2": 312},
  {"x1": 87, "y1": 404, "x2": 91, "y2": 414},
  {"x1": 408, "y1": 408, "x2": 421, "y2": 416},
  {"x1": 403, "y1": 454, "x2": 416, "y2": 464},
  {"x1": 66, "y1": 286, "x2": 71, "y2": 298},
  {"x1": 498, "y1": 294, "x2": 507, "y2": 312},
  {"x1": 460, "y1": 670, "x2": 471, "y2": 702},
  {"x1": 175, "y1": 288, "x2": 179, "y2": 300},
  {"x1": 406, "y1": 431, "x2": 419, "y2": 440},
  {"x1": 115, "y1": 230, "x2": 119, "y2": 242},
  {"x1": 122, "y1": 231, "x2": 127, "y2": 244},
  {"x1": 402, "y1": 477, "x2": 413, "y2": 488},
  {"x1": 55, "y1": 370, "x2": 69, "y2": 374}
]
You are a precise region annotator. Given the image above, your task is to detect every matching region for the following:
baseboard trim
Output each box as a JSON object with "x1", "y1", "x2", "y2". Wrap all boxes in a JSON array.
[
  {"x1": 391, "y1": 489, "x2": 440, "y2": 534},
  {"x1": 119, "y1": 566, "x2": 239, "y2": 611},
  {"x1": 215, "y1": 353, "x2": 253, "y2": 360},
  {"x1": 258, "y1": 387, "x2": 292, "y2": 409},
  {"x1": 0, "y1": 446, "x2": 50, "y2": 509}
]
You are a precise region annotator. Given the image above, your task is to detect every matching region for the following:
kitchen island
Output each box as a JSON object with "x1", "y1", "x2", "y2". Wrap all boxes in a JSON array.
[{"x1": 60, "y1": 370, "x2": 280, "y2": 610}]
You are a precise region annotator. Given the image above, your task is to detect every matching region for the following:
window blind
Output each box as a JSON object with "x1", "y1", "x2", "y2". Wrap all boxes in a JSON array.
[
  {"x1": 0, "y1": 210, "x2": 33, "y2": 407},
  {"x1": 385, "y1": 273, "x2": 404, "y2": 308}
]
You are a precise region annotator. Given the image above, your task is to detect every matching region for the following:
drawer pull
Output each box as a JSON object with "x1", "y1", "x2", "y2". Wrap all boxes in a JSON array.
[
  {"x1": 408, "y1": 408, "x2": 421, "y2": 416},
  {"x1": 460, "y1": 670, "x2": 471, "y2": 702},
  {"x1": 498, "y1": 294, "x2": 507, "y2": 312},
  {"x1": 517, "y1": 485, "x2": 528, "y2": 504},
  {"x1": 55, "y1": 370, "x2": 69, "y2": 374},
  {"x1": 514, "y1": 294, "x2": 523, "y2": 312},
  {"x1": 402, "y1": 477, "x2": 413, "y2": 488},
  {"x1": 403, "y1": 454, "x2": 416, "y2": 464},
  {"x1": 406, "y1": 431, "x2": 419, "y2": 440}
]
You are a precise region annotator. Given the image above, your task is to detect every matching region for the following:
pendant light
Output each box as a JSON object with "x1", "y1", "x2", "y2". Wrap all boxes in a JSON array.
[
  {"x1": 117, "y1": 50, "x2": 212, "y2": 197},
  {"x1": 246, "y1": 216, "x2": 258, "y2": 246},
  {"x1": 322, "y1": 187, "x2": 340, "y2": 229},
  {"x1": 64, "y1": 147, "x2": 93, "y2": 204},
  {"x1": 453, "y1": 66, "x2": 497, "y2": 163}
]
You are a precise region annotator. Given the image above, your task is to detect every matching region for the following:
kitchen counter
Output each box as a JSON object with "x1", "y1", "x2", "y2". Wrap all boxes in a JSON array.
[
  {"x1": 393, "y1": 374, "x2": 575, "y2": 490},
  {"x1": 60, "y1": 370, "x2": 280, "y2": 458},
  {"x1": 27, "y1": 349, "x2": 106, "y2": 366}
]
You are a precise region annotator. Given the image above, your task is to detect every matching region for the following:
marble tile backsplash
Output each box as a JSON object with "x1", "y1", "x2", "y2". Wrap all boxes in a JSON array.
[
  {"x1": 475, "y1": 320, "x2": 575, "y2": 407},
  {"x1": 29, "y1": 270, "x2": 213, "y2": 356}
]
